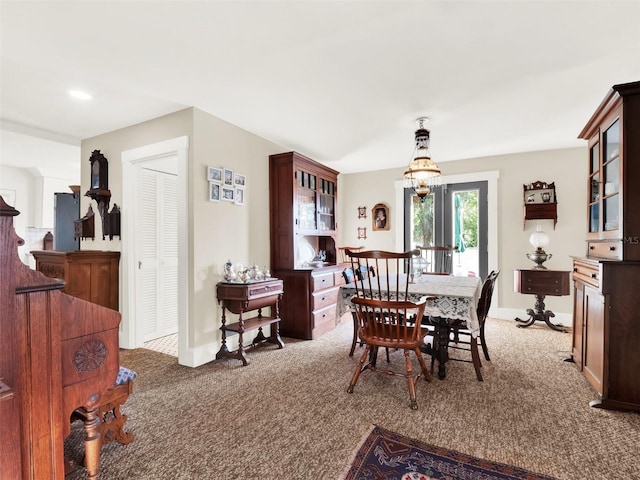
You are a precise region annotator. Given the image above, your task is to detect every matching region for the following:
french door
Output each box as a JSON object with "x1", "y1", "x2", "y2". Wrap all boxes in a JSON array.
[{"x1": 404, "y1": 181, "x2": 488, "y2": 279}]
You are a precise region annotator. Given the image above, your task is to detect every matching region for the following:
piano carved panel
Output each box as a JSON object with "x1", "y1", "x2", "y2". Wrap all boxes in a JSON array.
[{"x1": 1, "y1": 194, "x2": 121, "y2": 480}]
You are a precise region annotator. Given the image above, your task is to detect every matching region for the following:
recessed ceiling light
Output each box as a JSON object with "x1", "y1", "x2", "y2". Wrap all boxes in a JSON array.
[{"x1": 68, "y1": 90, "x2": 92, "y2": 100}]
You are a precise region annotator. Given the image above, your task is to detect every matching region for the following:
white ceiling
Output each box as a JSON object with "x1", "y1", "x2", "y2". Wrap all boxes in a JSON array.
[{"x1": 1, "y1": 1, "x2": 639, "y2": 176}]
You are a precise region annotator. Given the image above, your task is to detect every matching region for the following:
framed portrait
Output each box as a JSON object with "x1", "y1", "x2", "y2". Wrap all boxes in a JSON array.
[
  {"x1": 222, "y1": 186, "x2": 235, "y2": 202},
  {"x1": 235, "y1": 187, "x2": 245, "y2": 206},
  {"x1": 372, "y1": 203, "x2": 390, "y2": 231},
  {"x1": 223, "y1": 168, "x2": 234, "y2": 187},
  {"x1": 234, "y1": 173, "x2": 246, "y2": 187},
  {"x1": 207, "y1": 166, "x2": 222, "y2": 182},
  {"x1": 357, "y1": 206, "x2": 367, "y2": 219},
  {"x1": 357, "y1": 227, "x2": 367, "y2": 239},
  {"x1": 209, "y1": 182, "x2": 220, "y2": 202}
]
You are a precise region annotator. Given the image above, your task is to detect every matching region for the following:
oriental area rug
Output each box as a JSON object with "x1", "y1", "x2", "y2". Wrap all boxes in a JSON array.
[{"x1": 341, "y1": 425, "x2": 558, "y2": 480}]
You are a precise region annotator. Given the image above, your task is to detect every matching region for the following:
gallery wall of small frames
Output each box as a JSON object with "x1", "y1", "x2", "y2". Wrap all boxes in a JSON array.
[{"x1": 207, "y1": 166, "x2": 246, "y2": 206}]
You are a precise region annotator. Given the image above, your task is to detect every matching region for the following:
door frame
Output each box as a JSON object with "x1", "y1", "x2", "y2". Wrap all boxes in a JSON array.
[{"x1": 120, "y1": 136, "x2": 189, "y2": 355}]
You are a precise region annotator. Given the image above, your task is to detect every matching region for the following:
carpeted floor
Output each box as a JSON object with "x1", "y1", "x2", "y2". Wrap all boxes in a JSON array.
[{"x1": 65, "y1": 317, "x2": 640, "y2": 479}]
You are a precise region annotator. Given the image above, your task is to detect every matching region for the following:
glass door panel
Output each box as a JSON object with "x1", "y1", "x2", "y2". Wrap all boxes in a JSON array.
[
  {"x1": 317, "y1": 178, "x2": 335, "y2": 231},
  {"x1": 603, "y1": 119, "x2": 620, "y2": 162},
  {"x1": 604, "y1": 195, "x2": 619, "y2": 231},
  {"x1": 603, "y1": 157, "x2": 619, "y2": 197},
  {"x1": 405, "y1": 181, "x2": 487, "y2": 279},
  {"x1": 296, "y1": 170, "x2": 317, "y2": 231}
]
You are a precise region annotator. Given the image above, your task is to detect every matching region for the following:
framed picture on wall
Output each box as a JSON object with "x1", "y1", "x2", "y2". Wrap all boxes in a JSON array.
[
  {"x1": 235, "y1": 187, "x2": 245, "y2": 206},
  {"x1": 222, "y1": 186, "x2": 235, "y2": 202},
  {"x1": 223, "y1": 168, "x2": 234, "y2": 186},
  {"x1": 207, "y1": 166, "x2": 223, "y2": 182},
  {"x1": 372, "y1": 203, "x2": 390, "y2": 231},
  {"x1": 234, "y1": 173, "x2": 246, "y2": 187},
  {"x1": 209, "y1": 182, "x2": 221, "y2": 202}
]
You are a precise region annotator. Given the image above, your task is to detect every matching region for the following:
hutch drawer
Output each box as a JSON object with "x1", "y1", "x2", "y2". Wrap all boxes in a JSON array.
[
  {"x1": 312, "y1": 285, "x2": 340, "y2": 311},
  {"x1": 312, "y1": 271, "x2": 335, "y2": 291},
  {"x1": 572, "y1": 258, "x2": 600, "y2": 289},
  {"x1": 587, "y1": 240, "x2": 622, "y2": 260}
]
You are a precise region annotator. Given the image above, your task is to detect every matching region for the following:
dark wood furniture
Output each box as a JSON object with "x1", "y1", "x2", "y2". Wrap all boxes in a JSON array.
[
  {"x1": 0, "y1": 195, "x2": 121, "y2": 479},
  {"x1": 215, "y1": 279, "x2": 284, "y2": 366},
  {"x1": 436, "y1": 270, "x2": 500, "y2": 381},
  {"x1": 513, "y1": 269, "x2": 570, "y2": 332},
  {"x1": 269, "y1": 151, "x2": 343, "y2": 339},
  {"x1": 72, "y1": 379, "x2": 134, "y2": 451},
  {"x1": 523, "y1": 180, "x2": 558, "y2": 229},
  {"x1": 31, "y1": 250, "x2": 120, "y2": 311},
  {"x1": 570, "y1": 81, "x2": 640, "y2": 412},
  {"x1": 345, "y1": 249, "x2": 431, "y2": 409}
]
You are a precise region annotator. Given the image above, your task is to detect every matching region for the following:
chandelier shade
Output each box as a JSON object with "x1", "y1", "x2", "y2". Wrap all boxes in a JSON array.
[{"x1": 404, "y1": 117, "x2": 441, "y2": 201}]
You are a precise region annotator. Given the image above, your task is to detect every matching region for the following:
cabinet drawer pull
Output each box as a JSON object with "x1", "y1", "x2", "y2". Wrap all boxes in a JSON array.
[
  {"x1": 591, "y1": 273, "x2": 597, "y2": 278},
  {"x1": 609, "y1": 246, "x2": 616, "y2": 251},
  {"x1": 589, "y1": 245, "x2": 595, "y2": 250}
]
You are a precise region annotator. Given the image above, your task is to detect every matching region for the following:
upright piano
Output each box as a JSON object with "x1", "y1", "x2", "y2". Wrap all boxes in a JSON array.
[{"x1": 0, "y1": 195, "x2": 121, "y2": 479}]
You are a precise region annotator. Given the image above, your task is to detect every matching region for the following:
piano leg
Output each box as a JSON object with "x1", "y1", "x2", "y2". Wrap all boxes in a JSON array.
[{"x1": 82, "y1": 407, "x2": 102, "y2": 479}]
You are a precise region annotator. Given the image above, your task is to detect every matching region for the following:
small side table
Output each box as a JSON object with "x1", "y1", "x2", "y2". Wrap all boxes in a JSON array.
[
  {"x1": 513, "y1": 269, "x2": 570, "y2": 332},
  {"x1": 215, "y1": 279, "x2": 284, "y2": 366}
]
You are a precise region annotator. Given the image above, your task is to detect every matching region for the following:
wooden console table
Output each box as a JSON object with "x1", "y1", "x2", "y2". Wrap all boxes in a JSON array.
[
  {"x1": 215, "y1": 279, "x2": 284, "y2": 366},
  {"x1": 513, "y1": 269, "x2": 570, "y2": 332}
]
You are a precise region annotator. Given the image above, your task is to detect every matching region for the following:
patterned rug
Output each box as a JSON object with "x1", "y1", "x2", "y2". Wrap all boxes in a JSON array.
[{"x1": 342, "y1": 425, "x2": 558, "y2": 480}]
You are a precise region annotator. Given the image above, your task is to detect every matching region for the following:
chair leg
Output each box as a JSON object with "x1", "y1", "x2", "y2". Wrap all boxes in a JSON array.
[
  {"x1": 470, "y1": 339, "x2": 483, "y2": 381},
  {"x1": 349, "y1": 312, "x2": 358, "y2": 357},
  {"x1": 347, "y1": 345, "x2": 370, "y2": 393},
  {"x1": 414, "y1": 348, "x2": 432, "y2": 382},
  {"x1": 480, "y1": 329, "x2": 490, "y2": 361},
  {"x1": 403, "y1": 350, "x2": 418, "y2": 410}
]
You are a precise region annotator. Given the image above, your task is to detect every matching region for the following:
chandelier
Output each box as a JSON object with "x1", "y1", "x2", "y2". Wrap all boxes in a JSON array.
[{"x1": 404, "y1": 117, "x2": 441, "y2": 201}]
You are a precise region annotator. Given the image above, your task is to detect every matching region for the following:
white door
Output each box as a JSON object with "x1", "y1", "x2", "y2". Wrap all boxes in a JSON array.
[{"x1": 138, "y1": 161, "x2": 179, "y2": 341}]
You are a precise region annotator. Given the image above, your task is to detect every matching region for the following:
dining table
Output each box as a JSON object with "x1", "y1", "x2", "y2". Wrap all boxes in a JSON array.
[{"x1": 337, "y1": 273, "x2": 483, "y2": 379}]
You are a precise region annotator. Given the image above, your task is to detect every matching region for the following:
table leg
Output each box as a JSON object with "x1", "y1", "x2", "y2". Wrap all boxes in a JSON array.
[
  {"x1": 433, "y1": 317, "x2": 450, "y2": 380},
  {"x1": 515, "y1": 294, "x2": 566, "y2": 332}
]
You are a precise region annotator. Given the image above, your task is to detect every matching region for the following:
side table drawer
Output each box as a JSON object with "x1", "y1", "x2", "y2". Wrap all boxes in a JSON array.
[
  {"x1": 247, "y1": 280, "x2": 283, "y2": 298},
  {"x1": 516, "y1": 270, "x2": 570, "y2": 296},
  {"x1": 587, "y1": 241, "x2": 622, "y2": 260}
]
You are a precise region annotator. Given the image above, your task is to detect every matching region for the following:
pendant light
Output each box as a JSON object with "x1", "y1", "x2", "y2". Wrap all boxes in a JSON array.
[{"x1": 404, "y1": 117, "x2": 441, "y2": 201}]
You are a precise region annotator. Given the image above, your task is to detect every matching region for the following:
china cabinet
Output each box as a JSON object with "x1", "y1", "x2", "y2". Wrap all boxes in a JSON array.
[
  {"x1": 570, "y1": 81, "x2": 640, "y2": 412},
  {"x1": 269, "y1": 151, "x2": 342, "y2": 339}
]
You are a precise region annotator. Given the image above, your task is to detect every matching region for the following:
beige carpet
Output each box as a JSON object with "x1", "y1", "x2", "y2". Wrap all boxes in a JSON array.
[{"x1": 65, "y1": 317, "x2": 640, "y2": 479}]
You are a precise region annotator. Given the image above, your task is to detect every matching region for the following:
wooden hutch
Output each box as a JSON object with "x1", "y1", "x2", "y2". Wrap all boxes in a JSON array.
[
  {"x1": 571, "y1": 80, "x2": 640, "y2": 412},
  {"x1": 269, "y1": 151, "x2": 344, "y2": 339}
]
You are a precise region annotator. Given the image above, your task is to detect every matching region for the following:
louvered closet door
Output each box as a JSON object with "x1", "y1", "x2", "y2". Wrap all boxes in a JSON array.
[{"x1": 139, "y1": 166, "x2": 179, "y2": 341}]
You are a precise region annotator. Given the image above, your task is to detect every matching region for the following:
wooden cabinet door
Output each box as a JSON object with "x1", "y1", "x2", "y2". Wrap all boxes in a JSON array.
[{"x1": 583, "y1": 285, "x2": 605, "y2": 395}]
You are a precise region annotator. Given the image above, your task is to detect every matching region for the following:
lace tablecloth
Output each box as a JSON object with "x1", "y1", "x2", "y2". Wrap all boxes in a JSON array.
[{"x1": 337, "y1": 274, "x2": 483, "y2": 336}]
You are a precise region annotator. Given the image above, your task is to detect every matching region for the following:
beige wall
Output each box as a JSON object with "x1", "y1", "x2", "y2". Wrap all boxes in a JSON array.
[
  {"x1": 338, "y1": 147, "x2": 586, "y2": 323},
  {"x1": 81, "y1": 108, "x2": 285, "y2": 367}
]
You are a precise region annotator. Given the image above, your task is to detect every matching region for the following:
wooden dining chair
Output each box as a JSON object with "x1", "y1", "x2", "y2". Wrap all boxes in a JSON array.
[
  {"x1": 338, "y1": 245, "x2": 364, "y2": 264},
  {"x1": 345, "y1": 249, "x2": 418, "y2": 357},
  {"x1": 347, "y1": 296, "x2": 432, "y2": 409},
  {"x1": 416, "y1": 245, "x2": 458, "y2": 275},
  {"x1": 431, "y1": 270, "x2": 500, "y2": 381}
]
